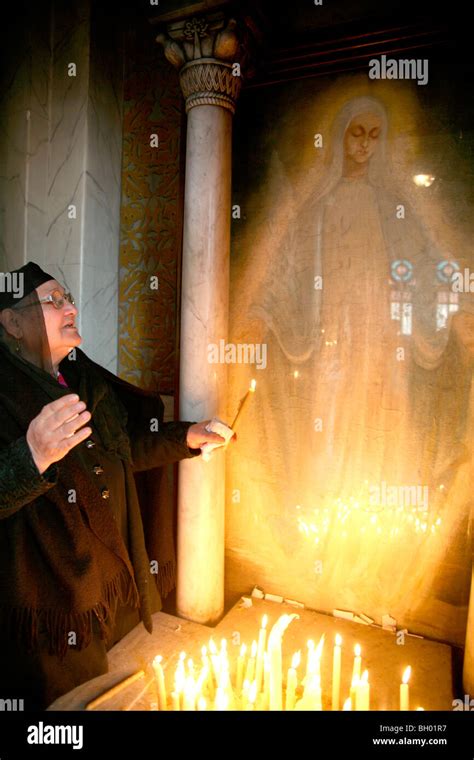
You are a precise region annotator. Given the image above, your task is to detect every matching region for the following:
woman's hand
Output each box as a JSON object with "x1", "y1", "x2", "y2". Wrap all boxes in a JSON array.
[
  {"x1": 186, "y1": 421, "x2": 232, "y2": 450},
  {"x1": 26, "y1": 394, "x2": 92, "y2": 475}
]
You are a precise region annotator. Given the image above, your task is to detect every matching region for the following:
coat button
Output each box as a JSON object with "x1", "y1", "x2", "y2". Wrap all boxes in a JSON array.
[
  {"x1": 101, "y1": 488, "x2": 110, "y2": 500},
  {"x1": 93, "y1": 465, "x2": 104, "y2": 475},
  {"x1": 86, "y1": 440, "x2": 95, "y2": 449}
]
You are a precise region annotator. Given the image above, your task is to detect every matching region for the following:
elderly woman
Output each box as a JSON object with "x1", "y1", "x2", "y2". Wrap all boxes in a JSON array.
[{"x1": 0, "y1": 262, "x2": 225, "y2": 710}]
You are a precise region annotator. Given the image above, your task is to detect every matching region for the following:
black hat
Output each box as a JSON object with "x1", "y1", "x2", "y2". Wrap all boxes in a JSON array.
[{"x1": 0, "y1": 262, "x2": 55, "y2": 310}]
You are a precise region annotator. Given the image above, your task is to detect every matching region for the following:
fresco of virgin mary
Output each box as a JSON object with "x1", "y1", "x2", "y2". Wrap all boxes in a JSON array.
[{"x1": 227, "y1": 94, "x2": 473, "y2": 644}]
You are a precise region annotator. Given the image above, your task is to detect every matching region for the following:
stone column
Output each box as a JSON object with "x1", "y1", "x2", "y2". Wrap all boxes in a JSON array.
[{"x1": 156, "y1": 12, "x2": 247, "y2": 624}]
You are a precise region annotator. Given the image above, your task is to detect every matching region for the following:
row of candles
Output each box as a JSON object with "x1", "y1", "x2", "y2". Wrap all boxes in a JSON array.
[{"x1": 150, "y1": 614, "x2": 418, "y2": 711}]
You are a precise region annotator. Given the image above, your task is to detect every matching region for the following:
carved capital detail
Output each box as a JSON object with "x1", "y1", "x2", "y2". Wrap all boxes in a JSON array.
[
  {"x1": 179, "y1": 58, "x2": 242, "y2": 114},
  {"x1": 155, "y1": 10, "x2": 257, "y2": 113}
]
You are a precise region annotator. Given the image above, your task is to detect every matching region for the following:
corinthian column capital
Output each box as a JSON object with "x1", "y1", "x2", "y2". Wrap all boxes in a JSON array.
[{"x1": 155, "y1": 11, "x2": 256, "y2": 114}]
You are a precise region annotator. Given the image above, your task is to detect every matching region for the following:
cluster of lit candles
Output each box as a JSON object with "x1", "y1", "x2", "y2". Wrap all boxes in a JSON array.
[{"x1": 150, "y1": 614, "x2": 418, "y2": 711}]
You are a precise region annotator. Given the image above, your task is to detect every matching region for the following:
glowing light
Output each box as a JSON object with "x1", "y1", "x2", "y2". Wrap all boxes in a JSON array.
[{"x1": 413, "y1": 174, "x2": 435, "y2": 187}]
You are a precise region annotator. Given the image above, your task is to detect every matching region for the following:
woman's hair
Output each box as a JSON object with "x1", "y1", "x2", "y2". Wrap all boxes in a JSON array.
[
  {"x1": 314, "y1": 95, "x2": 390, "y2": 203},
  {"x1": 0, "y1": 292, "x2": 53, "y2": 375}
]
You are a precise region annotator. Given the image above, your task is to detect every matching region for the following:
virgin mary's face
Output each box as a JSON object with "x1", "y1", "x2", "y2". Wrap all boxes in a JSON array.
[{"x1": 343, "y1": 112, "x2": 382, "y2": 164}]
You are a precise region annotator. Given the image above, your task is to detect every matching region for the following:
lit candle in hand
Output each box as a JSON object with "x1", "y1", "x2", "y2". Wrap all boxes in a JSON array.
[
  {"x1": 400, "y1": 666, "x2": 411, "y2": 711},
  {"x1": 331, "y1": 633, "x2": 342, "y2": 711},
  {"x1": 230, "y1": 379, "x2": 257, "y2": 429}
]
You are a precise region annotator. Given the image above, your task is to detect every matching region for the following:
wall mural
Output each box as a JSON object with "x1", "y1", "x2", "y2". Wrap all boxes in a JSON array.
[
  {"x1": 226, "y1": 75, "x2": 474, "y2": 646},
  {"x1": 119, "y1": 30, "x2": 183, "y2": 395}
]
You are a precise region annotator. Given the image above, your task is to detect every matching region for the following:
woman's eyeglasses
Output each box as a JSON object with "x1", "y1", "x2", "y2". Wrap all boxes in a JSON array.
[{"x1": 38, "y1": 291, "x2": 75, "y2": 310}]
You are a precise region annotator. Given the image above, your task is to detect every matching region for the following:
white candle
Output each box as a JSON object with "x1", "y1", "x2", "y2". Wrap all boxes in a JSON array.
[
  {"x1": 305, "y1": 674, "x2": 322, "y2": 710},
  {"x1": 285, "y1": 651, "x2": 300, "y2": 711},
  {"x1": 332, "y1": 633, "x2": 342, "y2": 711},
  {"x1": 355, "y1": 669, "x2": 370, "y2": 711},
  {"x1": 352, "y1": 644, "x2": 362, "y2": 683},
  {"x1": 214, "y1": 686, "x2": 229, "y2": 711},
  {"x1": 350, "y1": 675, "x2": 358, "y2": 707},
  {"x1": 315, "y1": 633, "x2": 325, "y2": 680},
  {"x1": 241, "y1": 678, "x2": 251, "y2": 710},
  {"x1": 304, "y1": 639, "x2": 315, "y2": 694},
  {"x1": 255, "y1": 614, "x2": 268, "y2": 692},
  {"x1": 174, "y1": 652, "x2": 186, "y2": 709},
  {"x1": 183, "y1": 675, "x2": 196, "y2": 710},
  {"x1": 400, "y1": 666, "x2": 411, "y2": 711},
  {"x1": 268, "y1": 615, "x2": 299, "y2": 710},
  {"x1": 152, "y1": 655, "x2": 167, "y2": 711},
  {"x1": 245, "y1": 680, "x2": 258, "y2": 711},
  {"x1": 200, "y1": 646, "x2": 213, "y2": 698},
  {"x1": 262, "y1": 651, "x2": 270, "y2": 710},
  {"x1": 236, "y1": 643, "x2": 247, "y2": 694},
  {"x1": 244, "y1": 640, "x2": 258, "y2": 685},
  {"x1": 208, "y1": 638, "x2": 220, "y2": 684}
]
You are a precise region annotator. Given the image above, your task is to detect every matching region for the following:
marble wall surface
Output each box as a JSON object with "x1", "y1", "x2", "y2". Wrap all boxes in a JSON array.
[{"x1": 0, "y1": 0, "x2": 124, "y2": 371}]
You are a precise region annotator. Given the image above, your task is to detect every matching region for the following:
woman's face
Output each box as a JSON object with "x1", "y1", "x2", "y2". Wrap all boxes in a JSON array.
[
  {"x1": 36, "y1": 279, "x2": 82, "y2": 363},
  {"x1": 343, "y1": 112, "x2": 382, "y2": 164}
]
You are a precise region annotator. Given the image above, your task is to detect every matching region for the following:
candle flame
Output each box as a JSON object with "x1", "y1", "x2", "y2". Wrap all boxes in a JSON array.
[
  {"x1": 343, "y1": 698, "x2": 352, "y2": 711},
  {"x1": 335, "y1": 633, "x2": 342, "y2": 647},
  {"x1": 201, "y1": 645, "x2": 207, "y2": 657},
  {"x1": 261, "y1": 614, "x2": 268, "y2": 629},
  {"x1": 240, "y1": 643, "x2": 247, "y2": 657},
  {"x1": 402, "y1": 666, "x2": 411, "y2": 684},
  {"x1": 251, "y1": 640, "x2": 258, "y2": 658},
  {"x1": 197, "y1": 696, "x2": 206, "y2": 710},
  {"x1": 416, "y1": 707, "x2": 425, "y2": 711},
  {"x1": 220, "y1": 638, "x2": 227, "y2": 651},
  {"x1": 208, "y1": 638, "x2": 217, "y2": 655},
  {"x1": 361, "y1": 670, "x2": 369, "y2": 684},
  {"x1": 315, "y1": 633, "x2": 325, "y2": 658},
  {"x1": 153, "y1": 655, "x2": 163, "y2": 665},
  {"x1": 292, "y1": 651, "x2": 301, "y2": 669},
  {"x1": 250, "y1": 379, "x2": 257, "y2": 392},
  {"x1": 179, "y1": 651, "x2": 186, "y2": 661},
  {"x1": 307, "y1": 639, "x2": 315, "y2": 651},
  {"x1": 355, "y1": 644, "x2": 361, "y2": 657},
  {"x1": 351, "y1": 676, "x2": 359, "y2": 688},
  {"x1": 293, "y1": 370, "x2": 299, "y2": 379}
]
